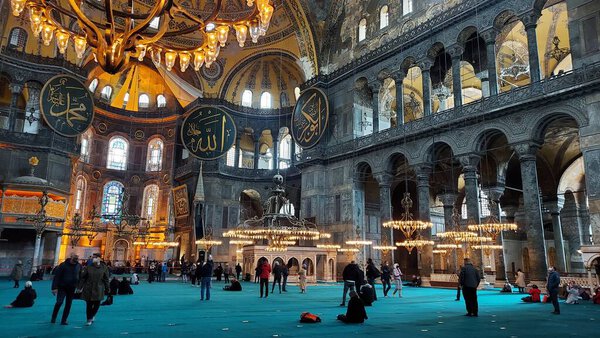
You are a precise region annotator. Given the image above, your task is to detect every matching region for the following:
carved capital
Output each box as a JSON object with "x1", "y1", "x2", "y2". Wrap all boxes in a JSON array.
[
  {"x1": 373, "y1": 172, "x2": 393, "y2": 187},
  {"x1": 414, "y1": 164, "x2": 432, "y2": 185},
  {"x1": 520, "y1": 12, "x2": 540, "y2": 30},
  {"x1": 458, "y1": 154, "x2": 480, "y2": 171},
  {"x1": 370, "y1": 81, "x2": 382, "y2": 93},
  {"x1": 512, "y1": 142, "x2": 540, "y2": 162},
  {"x1": 418, "y1": 58, "x2": 434, "y2": 72},
  {"x1": 438, "y1": 192, "x2": 458, "y2": 208},
  {"x1": 9, "y1": 83, "x2": 23, "y2": 95},
  {"x1": 480, "y1": 29, "x2": 498, "y2": 45},
  {"x1": 447, "y1": 45, "x2": 464, "y2": 59},
  {"x1": 487, "y1": 185, "x2": 505, "y2": 202},
  {"x1": 544, "y1": 198, "x2": 564, "y2": 215},
  {"x1": 392, "y1": 70, "x2": 407, "y2": 82}
]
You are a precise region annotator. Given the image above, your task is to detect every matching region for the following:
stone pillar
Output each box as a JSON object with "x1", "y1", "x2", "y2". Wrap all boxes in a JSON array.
[
  {"x1": 8, "y1": 83, "x2": 23, "y2": 132},
  {"x1": 489, "y1": 187, "x2": 508, "y2": 284},
  {"x1": 560, "y1": 198, "x2": 581, "y2": 272},
  {"x1": 32, "y1": 233, "x2": 42, "y2": 273},
  {"x1": 513, "y1": 142, "x2": 548, "y2": 282},
  {"x1": 449, "y1": 45, "x2": 464, "y2": 108},
  {"x1": 481, "y1": 29, "x2": 499, "y2": 96},
  {"x1": 234, "y1": 133, "x2": 241, "y2": 168},
  {"x1": 23, "y1": 85, "x2": 41, "y2": 134},
  {"x1": 272, "y1": 133, "x2": 279, "y2": 170},
  {"x1": 370, "y1": 82, "x2": 381, "y2": 133},
  {"x1": 419, "y1": 59, "x2": 434, "y2": 116},
  {"x1": 253, "y1": 138, "x2": 260, "y2": 169},
  {"x1": 581, "y1": 139, "x2": 600, "y2": 244},
  {"x1": 459, "y1": 154, "x2": 482, "y2": 267},
  {"x1": 439, "y1": 192, "x2": 458, "y2": 272},
  {"x1": 54, "y1": 233, "x2": 63, "y2": 267},
  {"x1": 546, "y1": 200, "x2": 567, "y2": 272},
  {"x1": 352, "y1": 177, "x2": 366, "y2": 265},
  {"x1": 393, "y1": 71, "x2": 406, "y2": 126},
  {"x1": 415, "y1": 165, "x2": 433, "y2": 285},
  {"x1": 374, "y1": 172, "x2": 393, "y2": 223},
  {"x1": 291, "y1": 141, "x2": 296, "y2": 165},
  {"x1": 521, "y1": 12, "x2": 542, "y2": 83}
]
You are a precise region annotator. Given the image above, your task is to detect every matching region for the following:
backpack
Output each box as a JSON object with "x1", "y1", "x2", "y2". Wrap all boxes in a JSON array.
[{"x1": 300, "y1": 312, "x2": 321, "y2": 323}]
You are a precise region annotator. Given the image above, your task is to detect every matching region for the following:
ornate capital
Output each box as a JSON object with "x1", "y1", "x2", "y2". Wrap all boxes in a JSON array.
[
  {"x1": 520, "y1": 12, "x2": 540, "y2": 30},
  {"x1": 392, "y1": 70, "x2": 407, "y2": 82},
  {"x1": 544, "y1": 198, "x2": 564, "y2": 215},
  {"x1": 458, "y1": 154, "x2": 480, "y2": 170},
  {"x1": 487, "y1": 185, "x2": 505, "y2": 202},
  {"x1": 512, "y1": 142, "x2": 540, "y2": 162},
  {"x1": 9, "y1": 83, "x2": 23, "y2": 95},
  {"x1": 447, "y1": 45, "x2": 464, "y2": 59},
  {"x1": 414, "y1": 164, "x2": 432, "y2": 186},
  {"x1": 418, "y1": 58, "x2": 434, "y2": 72},
  {"x1": 373, "y1": 172, "x2": 393, "y2": 187},
  {"x1": 438, "y1": 192, "x2": 458, "y2": 208},
  {"x1": 480, "y1": 29, "x2": 498, "y2": 45},
  {"x1": 370, "y1": 81, "x2": 382, "y2": 93}
]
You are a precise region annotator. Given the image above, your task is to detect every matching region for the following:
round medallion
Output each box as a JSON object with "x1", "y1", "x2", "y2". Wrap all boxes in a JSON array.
[
  {"x1": 97, "y1": 123, "x2": 108, "y2": 134},
  {"x1": 131, "y1": 175, "x2": 141, "y2": 185},
  {"x1": 200, "y1": 60, "x2": 224, "y2": 86},
  {"x1": 167, "y1": 128, "x2": 174, "y2": 138},
  {"x1": 92, "y1": 170, "x2": 101, "y2": 180},
  {"x1": 39, "y1": 74, "x2": 95, "y2": 137},
  {"x1": 291, "y1": 87, "x2": 329, "y2": 149},
  {"x1": 181, "y1": 107, "x2": 236, "y2": 160},
  {"x1": 135, "y1": 130, "x2": 145, "y2": 140},
  {"x1": 162, "y1": 173, "x2": 170, "y2": 184}
]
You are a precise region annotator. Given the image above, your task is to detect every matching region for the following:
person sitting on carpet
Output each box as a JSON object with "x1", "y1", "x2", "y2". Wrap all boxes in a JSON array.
[
  {"x1": 109, "y1": 277, "x2": 120, "y2": 296},
  {"x1": 4, "y1": 281, "x2": 36, "y2": 308},
  {"x1": 337, "y1": 291, "x2": 368, "y2": 324},
  {"x1": 131, "y1": 273, "x2": 139, "y2": 285},
  {"x1": 223, "y1": 278, "x2": 242, "y2": 291},
  {"x1": 579, "y1": 288, "x2": 591, "y2": 301},
  {"x1": 592, "y1": 287, "x2": 600, "y2": 305},
  {"x1": 521, "y1": 284, "x2": 541, "y2": 303},
  {"x1": 358, "y1": 281, "x2": 374, "y2": 306},
  {"x1": 500, "y1": 281, "x2": 513, "y2": 293},
  {"x1": 118, "y1": 277, "x2": 134, "y2": 295},
  {"x1": 565, "y1": 281, "x2": 581, "y2": 304}
]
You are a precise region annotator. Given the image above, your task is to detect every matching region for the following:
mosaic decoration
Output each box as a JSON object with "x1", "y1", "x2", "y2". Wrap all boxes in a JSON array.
[
  {"x1": 291, "y1": 87, "x2": 329, "y2": 149},
  {"x1": 200, "y1": 59, "x2": 225, "y2": 87},
  {"x1": 181, "y1": 107, "x2": 236, "y2": 160},
  {"x1": 172, "y1": 185, "x2": 190, "y2": 219},
  {"x1": 39, "y1": 74, "x2": 94, "y2": 137}
]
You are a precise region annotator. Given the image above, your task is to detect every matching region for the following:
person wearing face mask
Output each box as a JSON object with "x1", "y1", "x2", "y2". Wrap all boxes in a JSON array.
[
  {"x1": 51, "y1": 253, "x2": 81, "y2": 325},
  {"x1": 78, "y1": 253, "x2": 110, "y2": 326}
]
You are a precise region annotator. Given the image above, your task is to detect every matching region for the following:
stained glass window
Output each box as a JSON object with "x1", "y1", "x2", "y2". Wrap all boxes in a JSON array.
[
  {"x1": 142, "y1": 184, "x2": 159, "y2": 223},
  {"x1": 146, "y1": 138, "x2": 163, "y2": 171},
  {"x1": 107, "y1": 136, "x2": 128, "y2": 170},
  {"x1": 102, "y1": 181, "x2": 124, "y2": 220}
]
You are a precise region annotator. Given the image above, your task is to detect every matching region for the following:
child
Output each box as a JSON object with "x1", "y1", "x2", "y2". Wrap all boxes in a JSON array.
[{"x1": 521, "y1": 284, "x2": 541, "y2": 302}]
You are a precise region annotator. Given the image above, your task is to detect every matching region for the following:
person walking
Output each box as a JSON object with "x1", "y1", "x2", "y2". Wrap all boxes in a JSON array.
[
  {"x1": 78, "y1": 253, "x2": 110, "y2": 326},
  {"x1": 10, "y1": 261, "x2": 23, "y2": 288},
  {"x1": 200, "y1": 257, "x2": 214, "y2": 300},
  {"x1": 340, "y1": 260, "x2": 363, "y2": 306},
  {"x1": 282, "y1": 264, "x2": 289, "y2": 292},
  {"x1": 51, "y1": 253, "x2": 81, "y2": 325},
  {"x1": 298, "y1": 264, "x2": 307, "y2": 293},
  {"x1": 235, "y1": 263, "x2": 242, "y2": 280},
  {"x1": 515, "y1": 269, "x2": 526, "y2": 293},
  {"x1": 161, "y1": 262, "x2": 168, "y2": 282},
  {"x1": 365, "y1": 258, "x2": 381, "y2": 301},
  {"x1": 381, "y1": 261, "x2": 392, "y2": 297},
  {"x1": 459, "y1": 258, "x2": 482, "y2": 317},
  {"x1": 259, "y1": 259, "x2": 271, "y2": 298},
  {"x1": 392, "y1": 263, "x2": 403, "y2": 297},
  {"x1": 271, "y1": 261, "x2": 283, "y2": 294},
  {"x1": 547, "y1": 266, "x2": 561, "y2": 315}
]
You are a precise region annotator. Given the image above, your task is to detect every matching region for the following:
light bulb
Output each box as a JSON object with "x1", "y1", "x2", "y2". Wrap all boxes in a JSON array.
[
  {"x1": 216, "y1": 26, "x2": 229, "y2": 47},
  {"x1": 29, "y1": 7, "x2": 44, "y2": 37},
  {"x1": 234, "y1": 24, "x2": 248, "y2": 48},
  {"x1": 249, "y1": 22, "x2": 259, "y2": 43},
  {"x1": 41, "y1": 23, "x2": 55, "y2": 46},
  {"x1": 193, "y1": 50, "x2": 205, "y2": 71},
  {"x1": 55, "y1": 30, "x2": 70, "y2": 55},
  {"x1": 73, "y1": 36, "x2": 87, "y2": 59},
  {"x1": 206, "y1": 31, "x2": 218, "y2": 48},
  {"x1": 256, "y1": 0, "x2": 269, "y2": 9},
  {"x1": 10, "y1": 0, "x2": 26, "y2": 16},
  {"x1": 205, "y1": 22, "x2": 215, "y2": 32},
  {"x1": 247, "y1": 0, "x2": 254, "y2": 6},
  {"x1": 260, "y1": 4, "x2": 274, "y2": 26},
  {"x1": 136, "y1": 44, "x2": 147, "y2": 61},
  {"x1": 179, "y1": 52, "x2": 191, "y2": 72},
  {"x1": 151, "y1": 47, "x2": 162, "y2": 65},
  {"x1": 165, "y1": 51, "x2": 176, "y2": 71}
]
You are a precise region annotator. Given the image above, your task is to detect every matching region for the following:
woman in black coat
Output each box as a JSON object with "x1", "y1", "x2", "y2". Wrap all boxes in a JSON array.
[{"x1": 5, "y1": 281, "x2": 36, "y2": 308}]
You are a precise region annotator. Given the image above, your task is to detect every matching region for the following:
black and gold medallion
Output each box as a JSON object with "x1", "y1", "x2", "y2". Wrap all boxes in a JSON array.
[
  {"x1": 291, "y1": 87, "x2": 329, "y2": 149},
  {"x1": 181, "y1": 107, "x2": 236, "y2": 160},
  {"x1": 39, "y1": 74, "x2": 94, "y2": 137}
]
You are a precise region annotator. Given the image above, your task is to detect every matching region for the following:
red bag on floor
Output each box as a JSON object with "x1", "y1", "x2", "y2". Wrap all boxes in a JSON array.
[
  {"x1": 542, "y1": 295, "x2": 549, "y2": 303},
  {"x1": 300, "y1": 312, "x2": 321, "y2": 323}
]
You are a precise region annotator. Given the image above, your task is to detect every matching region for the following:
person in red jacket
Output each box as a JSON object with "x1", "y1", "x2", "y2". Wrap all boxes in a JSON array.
[
  {"x1": 259, "y1": 259, "x2": 272, "y2": 298},
  {"x1": 522, "y1": 285, "x2": 541, "y2": 303},
  {"x1": 592, "y1": 287, "x2": 600, "y2": 305}
]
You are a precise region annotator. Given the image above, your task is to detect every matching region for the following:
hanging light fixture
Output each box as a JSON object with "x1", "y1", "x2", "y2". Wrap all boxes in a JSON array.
[
  {"x1": 467, "y1": 200, "x2": 517, "y2": 240},
  {"x1": 11, "y1": 0, "x2": 276, "y2": 74},
  {"x1": 383, "y1": 192, "x2": 433, "y2": 238}
]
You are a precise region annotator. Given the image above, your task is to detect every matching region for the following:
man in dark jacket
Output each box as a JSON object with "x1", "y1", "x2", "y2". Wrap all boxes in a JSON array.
[
  {"x1": 365, "y1": 258, "x2": 381, "y2": 301},
  {"x1": 235, "y1": 263, "x2": 242, "y2": 280},
  {"x1": 459, "y1": 258, "x2": 482, "y2": 317},
  {"x1": 271, "y1": 261, "x2": 283, "y2": 294},
  {"x1": 340, "y1": 261, "x2": 364, "y2": 306},
  {"x1": 51, "y1": 253, "x2": 81, "y2": 325},
  {"x1": 199, "y1": 257, "x2": 214, "y2": 300},
  {"x1": 547, "y1": 266, "x2": 561, "y2": 314},
  {"x1": 281, "y1": 264, "x2": 289, "y2": 292},
  {"x1": 10, "y1": 261, "x2": 23, "y2": 288}
]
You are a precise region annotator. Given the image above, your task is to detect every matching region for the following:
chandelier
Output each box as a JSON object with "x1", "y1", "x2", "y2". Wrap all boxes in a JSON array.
[
  {"x1": 472, "y1": 244, "x2": 503, "y2": 257},
  {"x1": 316, "y1": 244, "x2": 341, "y2": 249},
  {"x1": 395, "y1": 238, "x2": 434, "y2": 254},
  {"x1": 66, "y1": 212, "x2": 85, "y2": 247},
  {"x1": 383, "y1": 192, "x2": 432, "y2": 239},
  {"x1": 467, "y1": 200, "x2": 517, "y2": 240},
  {"x1": 10, "y1": 0, "x2": 275, "y2": 74}
]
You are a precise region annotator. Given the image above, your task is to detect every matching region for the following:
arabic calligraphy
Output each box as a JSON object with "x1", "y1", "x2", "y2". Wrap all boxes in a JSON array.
[
  {"x1": 172, "y1": 185, "x2": 190, "y2": 218},
  {"x1": 291, "y1": 88, "x2": 329, "y2": 149},
  {"x1": 181, "y1": 107, "x2": 236, "y2": 160},
  {"x1": 40, "y1": 75, "x2": 94, "y2": 137}
]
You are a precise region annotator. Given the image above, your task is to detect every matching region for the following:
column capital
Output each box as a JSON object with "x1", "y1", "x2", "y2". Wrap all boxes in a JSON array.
[
  {"x1": 438, "y1": 192, "x2": 458, "y2": 208},
  {"x1": 487, "y1": 185, "x2": 505, "y2": 202},
  {"x1": 373, "y1": 172, "x2": 393, "y2": 187},
  {"x1": 544, "y1": 198, "x2": 564, "y2": 215},
  {"x1": 480, "y1": 29, "x2": 498, "y2": 45},
  {"x1": 369, "y1": 81, "x2": 382, "y2": 93},
  {"x1": 447, "y1": 45, "x2": 464, "y2": 59},
  {"x1": 414, "y1": 164, "x2": 432, "y2": 186},
  {"x1": 512, "y1": 142, "x2": 541, "y2": 161},
  {"x1": 392, "y1": 70, "x2": 407, "y2": 82},
  {"x1": 418, "y1": 58, "x2": 434, "y2": 71},
  {"x1": 520, "y1": 11, "x2": 541, "y2": 29},
  {"x1": 9, "y1": 83, "x2": 23, "y2": 94},
  {"x1": 458, "y1": 154, "x2": 481, "y2": 170}
]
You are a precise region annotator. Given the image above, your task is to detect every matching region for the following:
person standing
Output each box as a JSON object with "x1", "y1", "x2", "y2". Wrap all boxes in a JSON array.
[
  {"x1": 547, "y1": 266, "x2": 561, "y2": 315},
  {"x1": 79, "y1": 253, "x2": 110, "y2": 326},
  {"x1": 255, "y1": 262, "x2": 261, "y2": 283},
  {"x1": 459, "y1": 258, "x2": 482, "y2": 317},
  {"x1": 189, "y1": 263, "x2": 197, "y2": 286},
  {"x1": 392, "y1": 263, "x2": 403, "y2": 297},
  {"x1": 10, "y1": 260, "x2": 23, "y2": 288},
  {"x1": 515, "y1": 269, "x2": 526, "y2": 293},
  {"x1": 271, "y1": 261, "x2": 283, "y2": 294},
  {"x1": 200, "y1": 257, "x2": 214, "y2": 301},
  {"x1": 148, "y1": 261, "x2": 156, "y2": 283},
  {"x1": 340, "y1": 260, "x2": 363, "y2": 306},
  {"x1": 51, "y1": 253, "x2": 81, "y2": 325},
  {"x1": 235, "y1": 263, "x2": 242, "y2": 280},
  {"x1": 380, "y1": 261, "x2": 392, "y2": 297},
  {"x1": 298, "y1": 264, "x2": 307, "y2": 293},
  {"x1": 365, "y1": 258, "x2": 381, "y2": 301},
  {"x1": 161, "y1": 262, "x2": 168, "y2": 282},
  {"x1": 259, "y1": 259, "x2": 271, "y2": 298},
  {"x1": 282, "y1": 264, "x2": 289, "y2": 292}
]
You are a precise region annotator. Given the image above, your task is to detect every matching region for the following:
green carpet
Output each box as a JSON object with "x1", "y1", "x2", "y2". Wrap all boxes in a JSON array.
[{"x1": 0, "y1": 279, "x2": 598, "y2": 337}]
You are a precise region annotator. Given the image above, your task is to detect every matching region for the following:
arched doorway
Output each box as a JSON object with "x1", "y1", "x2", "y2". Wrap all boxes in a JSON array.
[
  {"x1": 302, "y1": 258, "x2": 315, "y2": 276},
  {"x1": 113, "y1": 239, "x2": 129, "y2": 266},
  {"x1": 287, "y1": 257, "x2": 299, "y2": 274}
]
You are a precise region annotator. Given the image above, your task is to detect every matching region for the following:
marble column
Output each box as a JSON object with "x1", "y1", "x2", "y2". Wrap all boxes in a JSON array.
[
  {"x1": 23, "y1": 85, "x2": 40, "y2": 134},
  {"x1": 234, "y1": 133, "x2": 241, "y2": 168},
  {"x1": 253, "y1": 139, "x2": 260, "y2": 169},
  {"x1": 489, "y1": 186, "x2": 508, "y2": 284},
  {"x1": 370, "y1": 82, "x2": 381, "y2": 133},
  {"x1": 54, "y1": 233, "x2": 63, "y2": 267},
  {"x1": 521, "y1": 12, "x2": 542, "y2": 83},
  {"x1": 481, "y1": 29, "x2": 499, "y2": 96},
  {"x1": 291, "y1": 141, "x2": 296, "y2": 166},
  {"x1": 393, "y1": 71, "x2": 406, "y2": 126},
  {"x1": 272, "y1": 134, "x2": 279, "y2": 170},
  {"x1": 352, "y1": 177, "x2": 366, "y2": 265},
  {"x1": 449, "y1": 45, "x2": 464, "y2": 108},
  {"x1": 32, "y1": 233, "x2": 42, "y2": 273},
  {"x1": 459, "y1": 154, "x2": 482, "y2": 267},
  {"x1": 513, "y1": 142, "x2": 548, "y2": 282},
  {"x1": 415, "y1": 165, "x2": 433, "y2": 284},
  {"x1": 419, "y1": 59, "x2": 434, "y2": 116},
  {"x1": 8, "y1": 83, "x2": 23, "y2": 132},
  {"x1": 546, "y1": 200, "x2": 567, "y2": 272},
  {"x1": 439, "y1": 192, "x2": 458, "y2": 272},
  {"x1": 374, "y1": 172, "x2": 393, "y2": 223}
]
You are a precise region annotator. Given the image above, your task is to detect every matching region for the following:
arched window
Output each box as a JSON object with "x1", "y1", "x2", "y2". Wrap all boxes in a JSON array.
[
  {"x1": 138, "y1": 94, "x2": 150, "y2": 108},
  {"x1": 101, "y1": 181, "x2": 124, "y2": 220},
  {"x1": 75, "y1": 176, "x2": 86, "y2": 214},
  {"x1": 226, "y1": 145, "x2": 236, "y2": 167},
  {"x1": 142, "y1": 184, "x2": 160, "y2": 223},
  {"x1": 123, "y1": 92, "x2": 130, "y2": 106},
  {"x1": 146, "y1": 138, "x2": 163, "y2": 172},
  {"x1": 403, "y1": 0, "x2": 413, "y2": 15},
  {"x1": 8, "y1": 28, "x2": 27, "y2": 50},
  {"x1": 80, "y1": 130, "x2": 92, "y2": 163},
  {"x1": 100, "y1": 86, "x2": 113, "y2": 101},
  {"x1": 241, "y1": 90, "x2": 253, "y2": 107},
  {"x1": 279, "y1": 134, "x2": 292, "y2": 169},
  {"x1": 358, "y1": 18, "x2": 367, "y2": 42},
  {"x1": 157, "y1": 94, "x2": 167, "y2": 108},
  {"x1": 260, "y1": 92, "x2": 271, "y2": 109},
  {"x1": 280, "y1": 92, "x2": 289, "y2": 107},
  {"x1": 294, "y1": 87, "x2": 301, "y2": 100},
  {"x1": 88, "y1": 79, "x2": 98, "y2": 93},
  {"x1": 380, "y1": 6, "x2": 389, "y2": 29},
  {"x1": 107, "y1": 136, "x2": 128, "y2": 170}
]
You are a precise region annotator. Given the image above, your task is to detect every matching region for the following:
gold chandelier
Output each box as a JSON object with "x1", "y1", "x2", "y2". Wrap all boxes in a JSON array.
[
  {"x1": 395, "y1": 238, "x2": 435, "y2": 254},
  {"x1": 383, "y1": 192, "x2": 432, "y2": 238},
  {"x1": 467, "y1": 200, "x2": 517, "y2": 240},
  {"x1": 10, "y1": 0, "x2": 275, "y2": 74}
]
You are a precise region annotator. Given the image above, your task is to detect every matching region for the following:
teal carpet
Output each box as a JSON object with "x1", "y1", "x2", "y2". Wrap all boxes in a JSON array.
[{"x1": 0, "y1": 279, "x2": 598, "y2": 337}]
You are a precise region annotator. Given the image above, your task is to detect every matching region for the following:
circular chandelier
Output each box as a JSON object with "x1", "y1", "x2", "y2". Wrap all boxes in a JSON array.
[
  {"x1": 337, "y1": 247, "x2": 359, "y2": 253},
  {"x1": 432, "y1": 249, "x2": 447, "y2": 255},
  {"x1": 10, "y1": 0, "x2": 275, "y2": 74},
  {"x1": 196, "y1": 238, "x2": 223, "y2": 247},
  {"x1": 383, "y1": 192, "x2": 432, "y2": 238},
  {"x1": 229, "y1": 240, "x2": 254, "y2": 245},
  {"x1": 316, "y1": 244, "x2": 341, "y2": 249},
  {"x1": 436, "y1": 243, "x2": 462, "y2": 249},
  {"x1": 345, "y1": 240, "x2": 373, "y2": 246},
  {"x1": 472, "y1": 244, "x2": 504, "y2": 256},
  {"x1": 467, "y1": 200, "x2": 517, "y2": 240},
  {"x1": 395, "y1": 238, "x2": 435, "y2": 254}
]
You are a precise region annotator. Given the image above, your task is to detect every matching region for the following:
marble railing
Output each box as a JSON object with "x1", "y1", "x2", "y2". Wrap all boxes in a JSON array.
[
  {"x1": 0, "y1": 127, "x2": 78, "y2": 154},
  {"x1": 174, "y1": 159, "x2": 300, "y2": 180}
]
